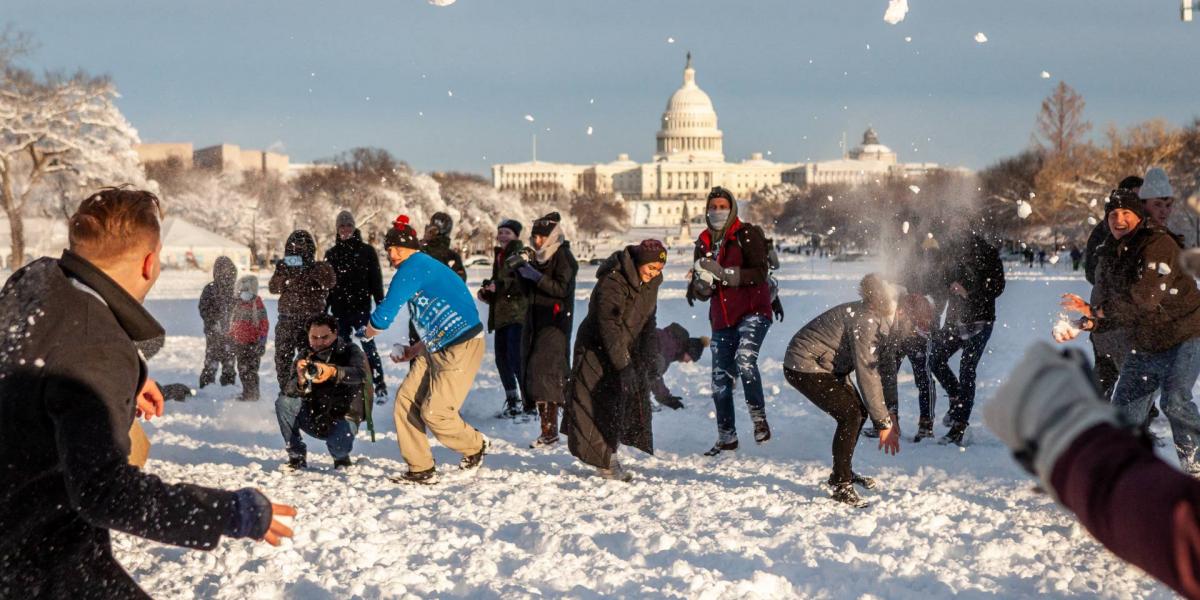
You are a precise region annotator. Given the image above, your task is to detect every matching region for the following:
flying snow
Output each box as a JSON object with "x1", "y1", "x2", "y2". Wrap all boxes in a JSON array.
[
  {"x1": 883, "y1": 0, "x2": 909, "y2": 25},
  {"x1": 908, "y1": 185, "x2": 921, "y2": 194},
  {"x1": 902, "y1": 221, "x2": 911, "y2": 235},
  {"x1": 1016, "y1": 200, "x2": 1033, "y2": 219},
  {"x1": 428, "y1": 0, "x2": 456, "y2": 6},
  {"x1": 974, "y1": 32, "x2": 989, "y2": 43},
  {"x1": 667, "y1": 37, "x2": 676, "y2": 44},
  {"x1": 586, "y1": 126, "x2": 594, "y2": 136},
  {"x1": 1041, "y1": 71, "x2": 1051, "y2": 79},
  {"x1": 524, "y1": 114, "x2": 535, "y2": 122}
]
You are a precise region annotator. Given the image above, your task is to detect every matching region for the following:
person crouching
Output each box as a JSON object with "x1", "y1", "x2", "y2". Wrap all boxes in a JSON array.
[
  {"x1": 564, "y1": 240, "x2": 667, "y2": 481},
  {"x1": 275, "y1": 314, "x2": 370, "y2": 470}
]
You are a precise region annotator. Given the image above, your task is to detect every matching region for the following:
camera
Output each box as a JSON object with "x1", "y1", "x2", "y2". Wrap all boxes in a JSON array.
[
  {"x1": 274, "y1": 255, "x2": 303, "y2": 268},
  {"x1": 301, "y1": 361, "x2": 321, "y2": 395},
  {"x1": 505, "y1": 247, "x2": 535, "y2": 270}
]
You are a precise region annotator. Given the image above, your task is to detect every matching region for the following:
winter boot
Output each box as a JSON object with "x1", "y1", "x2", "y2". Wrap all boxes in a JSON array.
[
  {"x1": 753, "y1": 415, "x2": 772, "y2": 444},
  {"x1": 396, "y1": 467, "x2": 438, "y2": 485},
  {"x1": 286, "y1": 455, "x2": 307, "y2": 470},
  {"x1": 939, "y1": 421, "x2": 969, "y2": 447},
  {"x1": 333, "y1": 457, "x2": 353, "y2": 470},
  {"x1": 912, "y1": 419, "x2": 935, "y2": 443},
  {"x1": 198, "y1": 369, "x2": 215, "y2": 389},
  {"x1": 530, "y1": 403, "x2": 560, "y2": 448},
  {"x1": 499, "y1": 394, "x2": 522, "y2": 419},
  {"x1": 703, "y1": 438, "x2": 739, "y2": 456},
  {"x1": 830, "y1": 482, "x2": 869, "y2": 508},
  {"x1": 941, "y1": 400, "x2": 957, "y2": 427},
  {"x1": 597, "y1": 457, "x2": 633, "y2": 482},
  {"x1": 219, "y1": 371, "x2": 236, "y2": 387},
  {"x1": 460, "y1": 437, "x2": 490, "y2": 470},
  {"x1": 827, "y1": 472, "x2": 877, "y2": 490}
]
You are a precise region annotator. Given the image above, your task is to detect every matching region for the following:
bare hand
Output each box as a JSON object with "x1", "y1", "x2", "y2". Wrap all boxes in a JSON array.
[
  {"x1": 1059, "y1": 293, "x2": 1092, "y2": 317},
  {"x1": 878, "y1": 427, "x2": 900, "y2": 456},
  {"x1": 949, "y1": 282, "x2": 968, "y2": 298},
  {"x1": 311, "y1": 363, "x2": 337, "y2": 384},
  {"x1": 296, "y1": 359, "x2": 309, "y2": 381},
  {"x1": 135, "y1": 377, "x2": 165, "y2": 421},
  {"x1": 401, "y1": 341, "x2": 426, "y2": 362},
  {"x1": 262, "y1": 502, "x2": 296, "y2": 546}
]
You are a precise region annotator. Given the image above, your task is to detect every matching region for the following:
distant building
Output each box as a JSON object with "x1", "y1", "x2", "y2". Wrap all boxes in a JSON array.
[
  {"x1": 134, "y1": 142, "x2": 289, "y2": 175},
  {"x1": 491, "y1": 54, "x2": 958, "y2": 228}
]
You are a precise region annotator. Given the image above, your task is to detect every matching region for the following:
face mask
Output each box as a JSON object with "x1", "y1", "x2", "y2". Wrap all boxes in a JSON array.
[
  {"x1": 240, "y1": 292, "x2": 253, "y2": 301},
  {"x1": 707, "y1": 209, "x2": 730, "y2": 229}
]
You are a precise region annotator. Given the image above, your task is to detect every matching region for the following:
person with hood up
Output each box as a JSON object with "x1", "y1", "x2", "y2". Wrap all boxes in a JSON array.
[
  {"x1": 228, "y1": 275, "x2": 269, "y2": 401},
  {"x1": 687, "y1": 186, "x2": 775, "y2": 455},
  {"x1": 198, "y1": 256, "x2": 238, "y2": 388},
  {"x1": 324, "y1": 210, "x2": 387, "y2": 403},
  {"x1": 783, "y1": 274, "x2": 930, "y2": 507},
  {"x1": 364, "y1": 216, "x2": 489, "y2": 484},
  {"x1": 1062, "y1": 188, "x2": 1200, "y2": 473},
  {"x1": 564, "y1": 240, "x2": 667, "y2": 480},
  {"x1": 477, "y1": 218, "x2": 529, "y2": 418},
  {"x1": 517, "y1": 212, "x2": 579, "y2": 447},
  {"x1": 927, "y1": 229, "x2": 1005, "y2": 446},
  {"x1": 651, "y1": 323, "x2": 709, "y2": 410},
  {"x1": 269, "y1": 230, "x2": 337, "y2": 392}
]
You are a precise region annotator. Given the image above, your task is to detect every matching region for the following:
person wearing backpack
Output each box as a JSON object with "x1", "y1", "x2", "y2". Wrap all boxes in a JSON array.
[{"x1": 928, "y1": 230, "x2": 1006, "y2": 446}]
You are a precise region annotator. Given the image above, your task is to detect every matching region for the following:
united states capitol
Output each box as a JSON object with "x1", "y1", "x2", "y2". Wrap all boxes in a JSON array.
[{"x1": 491, "y1": 53, "x2": 962, "y2": 229}]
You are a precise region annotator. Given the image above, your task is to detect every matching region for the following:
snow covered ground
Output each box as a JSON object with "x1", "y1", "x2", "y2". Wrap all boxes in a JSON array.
[{"x1": 111, "y1": 256, "x2": 1175, "y2": 599}]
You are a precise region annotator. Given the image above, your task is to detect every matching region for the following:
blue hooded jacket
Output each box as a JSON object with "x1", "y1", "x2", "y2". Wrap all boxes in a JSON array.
[{"x1": 370, "y1": 252, "x2": 482, "y2": 352}]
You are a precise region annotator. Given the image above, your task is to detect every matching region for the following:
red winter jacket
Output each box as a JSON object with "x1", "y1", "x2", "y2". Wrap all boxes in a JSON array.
[
  {"x1": 229, "y1": 297, "x2": 269, "y2": 345},
  {"x1": 695, "y1": 219, "x2": 773, "y2": 330},
  {"x1": 1052, "y1": 424, "x2": 1200, "y2": 599}
]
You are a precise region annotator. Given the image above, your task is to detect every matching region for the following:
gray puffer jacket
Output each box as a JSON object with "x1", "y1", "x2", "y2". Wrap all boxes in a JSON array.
[{"x1": 784, "y1": 274, "x2": 900, "y2": 429}]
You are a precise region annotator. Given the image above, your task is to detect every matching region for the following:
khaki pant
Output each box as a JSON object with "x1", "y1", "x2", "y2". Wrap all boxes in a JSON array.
[
  {"x1": 128, "y1": 420, "x2": 150, "y2": 468},
  {"x1": 393, "y1": 336, "x2": 485, "y2": 471}
]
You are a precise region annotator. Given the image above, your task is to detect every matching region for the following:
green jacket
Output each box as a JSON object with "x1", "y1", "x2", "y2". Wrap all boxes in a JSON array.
[{"x1": 482, "y1": 239, "x2": 528, "y2": 331}]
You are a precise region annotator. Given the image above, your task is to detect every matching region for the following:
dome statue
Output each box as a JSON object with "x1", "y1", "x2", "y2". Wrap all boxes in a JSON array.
[{"x1": 655, "y1": 53, "x2": 724, "y2": 163}]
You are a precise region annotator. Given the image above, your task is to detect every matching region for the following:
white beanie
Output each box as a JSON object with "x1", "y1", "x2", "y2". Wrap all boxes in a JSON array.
[{"x1": 1139, "y1": 167, "x2": 1174, "y2": 200}]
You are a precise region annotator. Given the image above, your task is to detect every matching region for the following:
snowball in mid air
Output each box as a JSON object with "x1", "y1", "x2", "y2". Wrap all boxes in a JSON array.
[
  {"x1": 974, "y1": 32, "x2": 989, "y2": 43},
  {"x1": 884, "y1": 0, "x2": 909, "y2": 25},
  {"x1": 429, "y1": 0, "x2": 456, "y2": 6},
  {"x1": 1016, "y1": 200, "x2": 1033, "y2": 219}
]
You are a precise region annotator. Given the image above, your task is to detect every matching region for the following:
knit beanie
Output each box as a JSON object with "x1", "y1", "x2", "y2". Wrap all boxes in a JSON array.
[
  {"x1": 1117, "y1": 175, "x2": 1144, "y2": 191},
  {"x1": 686, "y1": 336, "x2": 710, "y2": 361},
  {"x1": 336, "y1": 210, "x2": 355, "y2": 229},
  {"x1": 384, "y1": 215, "x2": 421, "y2": 249},
  {"x1": 1139, "y1": 167, "x2": 1174, "y2": 200},
  {"x1": 531, "y1": 212, "x2": 562, "y2": 237},
  {"x1": 498, "y1": 219, "x2": 523, "y2": 237},
  {"x1": 1104, "y1": 188, "x2": 1146, "y2": 218},
  {"x1": 632, "y1": 239, "x2": 668, "y2": 266},
  {"x1": 429, "y1": 212, "x2": 454, "y2": 236}
]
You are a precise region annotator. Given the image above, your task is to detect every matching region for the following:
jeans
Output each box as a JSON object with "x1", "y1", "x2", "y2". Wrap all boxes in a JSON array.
[
  {"x1": 929, "y1": 321, "x2": 994, "y2": 424},
  {"x1": 494, "y1": 324, "x2": 523, "y2": 398},
  {"x1": 1111, "y1": 337, "x2": 1200, "y2": 466},
  {"x1": 335, "y1": 311, "x2": 387, "y2": 393},
  {"x1": 274, "y1": 394, "x2": 355, "y2": 460},
  {"x1": 889, "y1": 335, "x2": 934, "y2": 423},
  {"x1": 711, "y1": 314, "x2": 770, "y2": 441}
]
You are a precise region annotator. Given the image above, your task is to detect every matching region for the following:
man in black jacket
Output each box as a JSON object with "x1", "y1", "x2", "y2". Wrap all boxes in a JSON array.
[
  {"x1": 276, "y1": 314, "x2": 370, "y2": 470},
  {"x1": 0, "y1": 188, "x2": 293, "y2": 599},
  {"x1": 325, "y1": 210, "x2": 387, "y2": 402},
  {"x1": 928, "y1": 231, "x2": 1006, "y2": 446}
]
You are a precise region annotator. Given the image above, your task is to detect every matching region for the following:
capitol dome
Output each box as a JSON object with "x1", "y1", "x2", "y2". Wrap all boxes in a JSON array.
[
  {"x1": 848, "y1": 127, "x2": 897, "y2": 164},
  {"x1": 655, "y1": 53, "x2": 724, "y2": 163}
]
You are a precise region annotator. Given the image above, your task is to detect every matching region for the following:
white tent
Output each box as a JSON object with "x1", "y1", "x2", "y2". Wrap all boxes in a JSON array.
[{"x1": 159, "y1": 217, "x2": 252, "y2": 271}]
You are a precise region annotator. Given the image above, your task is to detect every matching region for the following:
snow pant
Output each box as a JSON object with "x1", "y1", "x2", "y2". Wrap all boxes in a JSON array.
[
  {"x1": 929, "y1": 321, "x2": 994, "y2": 425},
  {"x1": 335, "y1": 310, "x2": 387, "y2": 395},
  {"x1": 200, "y1": 330, "x2": 234, "y2": 387},
  {"x1": 393, "y1": 335, "x2": 485, "y2": 471},
  {"x1": 711, "y1": 314, "x2": 770, "y2": 442},
  {"x1": 274, "y1": 394, "x2": 354, "y2": 461},
  {"x1": 233, "y1": 342, "x2": 262, "y2": 401},
  {"x1": 494, "y1": 324, "x2": 523, "y2": 402},
  {"x1": 786, "y1": 368, "x2": 865, "y2": 485},
  {"x1": 888, "y1": 335, "x2": 934, "y2": 422},
  {"x1": 1111, "y1": 337, "x2": 1200, "y2": 468},
  {"x1": 274, "y1": 315, "x2": 309, "y2": 390}
]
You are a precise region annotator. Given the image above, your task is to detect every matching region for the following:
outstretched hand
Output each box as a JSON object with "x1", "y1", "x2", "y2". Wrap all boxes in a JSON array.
[
  {"x1": 261, "y1": 503, "x2": 296, "y2": 546},
  {"x1": 1059, "y1": 293, "x2": 1092, "y2": 317},
  {"x1": 878, "y1": 427, "x2": 900, "y2": 456}
]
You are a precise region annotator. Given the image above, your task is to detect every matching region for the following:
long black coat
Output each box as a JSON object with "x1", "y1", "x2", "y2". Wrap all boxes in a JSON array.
[
  {"x1": 521, "y1": 241, "x2": 579, "y2": 405},
  {"x1": 0, "y1": 252, "x2": 240, "y2": 599},
  {"x1": 565, "y1": 247, "x2": 661, "y2": 469},
  {"x1": 324, "y1": 229, "x2": 383, "y2": 318}
]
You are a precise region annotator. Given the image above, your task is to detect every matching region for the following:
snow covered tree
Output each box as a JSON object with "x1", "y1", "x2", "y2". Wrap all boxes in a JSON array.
[
  {"x1": 0, "y1": 63, "x2": 143, "y2": 267},
  {"x1": 569, "y1": 190, "x2": 629, "y2": 236}
]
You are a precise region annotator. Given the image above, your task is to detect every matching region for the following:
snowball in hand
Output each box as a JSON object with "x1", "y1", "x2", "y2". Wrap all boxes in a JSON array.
[{"x1": 1052, "y1": 315, "x2": 1081, "y2": 343}]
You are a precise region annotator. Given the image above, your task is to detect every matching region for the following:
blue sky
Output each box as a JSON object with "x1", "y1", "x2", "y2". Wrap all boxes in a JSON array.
[{"x1": 7, "y1": 1, "x2": 1198, "y2": 174}]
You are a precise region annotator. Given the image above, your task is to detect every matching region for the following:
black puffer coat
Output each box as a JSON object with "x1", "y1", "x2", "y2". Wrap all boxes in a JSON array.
[
  {"x1": 564, "y1": 247, "x2": 661, "y2": 469},
  {"x1": 270, "y1": 230, "x2": 337, "y2": 318},
  {"x1": 324, "y1": 229, "x2": 383, "y2": 317},
  {"x1": 942, "y1": 234, "x2": 1005, "y2": 324},
  {"x1": 521, "y1": 241, "x2": 579, "y2": 405}
]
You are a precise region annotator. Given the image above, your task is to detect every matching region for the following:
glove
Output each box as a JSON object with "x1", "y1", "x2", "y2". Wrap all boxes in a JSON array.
[
  {"x1": 517, "y1": 263, "x2": 543, "y2": 283},
  {"x1": 688, "y1": 277, "x2": 714, "y2": 304},
  {"x1": 772, "y1": 298, "x2": 785, "y2": 322},
  {"x1": 697, "y1": 258, "x2": 741, "y2": 287},
  {"x1": 658, "y1": 395, "x2": 685, "y2": 410},
  {"x1": 983, "y1": 342, "x2": 1121, "y2": 495}
]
